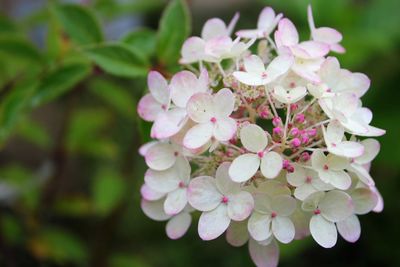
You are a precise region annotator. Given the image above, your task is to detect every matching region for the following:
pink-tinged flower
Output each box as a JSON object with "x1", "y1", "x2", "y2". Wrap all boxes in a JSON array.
[
  {"x1": 274, "y1": 18, "x2": 330, "y2": 82},
  {"x1": 248, "y1": 193, "x2": 296, "y2": 243},
  {"x1": 317, "y1": 57, "x2": 371, "y2": 97},
  {"x1": 204, "y1": 36, "x2": 255, "y2": 63},
  {"x1": 287, "y1": 164, "x2": 333, "y2": 201},
  {"x1": 302, "y1": 190, "x2": 354, "y2": 248},
  {"x1": 348, "y1": 138, "x2": 380, "y2": 185},
  {"x1": 140, "y1": 183, "x2": 165, "y2": 201},
  {"x1": 236, "y1": 7, "x2": 282, "y2": 39},
  {"x1": 272, "y1": 85, "x2": 307, "y2": 104},
  {"x1": 145, "y1": 157, "x2": 190, "y2": 215},
  {"x1": 180, "y1": 13, "x2": 239, "y2": 64},
  {"x1": 229, "y1": 124, "x2": 283, "y2": 182},
  {"x1": 144, "y1": 142, "x2": 181, "y2": 171},
  {"x1": 233, "y1": 54, "x2": 293, "y2": 86},
  {"x1": 307, "y1": 5, "x2": 345, "y2": 53},
  {"x1": 137, "y1": 71, "x2": 170, "y2": 121},
  {"x1": 183, "y1": 88, "x2": 237, "y2": 149},
  {"x1": 141, "y1": 198, "x2": 193, "y2": 240},
  {"x1": 311, "y1": 150, "x2": 351, "y2": 190},
  {"x1": 151, "y1": 69, "x2": 209, "y2": 139},
  {"x1": 319, "y1": 93, "x2": 386, "y2": 137},
  {"x1": 322, "y1": 121, "x2": 364, "y2": 158},
  {"x1": 188, "y1": 163, "x2": 254, "y2": 240},
  {"x1": 248, "y1": 238, "x2": 280, "y2": 267}
]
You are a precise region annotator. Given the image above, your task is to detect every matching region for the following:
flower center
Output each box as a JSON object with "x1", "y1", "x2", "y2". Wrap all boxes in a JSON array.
[
  {"x1": 323, "y1": 164, "x2": 329, "y2": 171},
  {"x1": 161, "y1": 104, "x2": 167, "y2": 110},
  {"x1": 221, "y1": 196, "x2": 229, "y2": 204},
  {"x1": 271, "y1": 211, "x2": 277, "y2": 218},
  {"x1": 174, "y1": 151, "x2": 179, "y2": 157},
  {"x1": 210, "y1": 117, "x2": 217, "y2": 123},
  {"x1": 314, "y1": 209, "x2": 321, "y2": 215},
  {"x1": 178, "y1": 181, "x2": 186, "y2": 188},
  {"x1": 257, "y1": 151, "x2": 265, "y2": 158},
  {"x1": 261, "y1": 72, "x2": 268, "y2": 79},
  {"x1": 305, "y1": 176, "x2": 312, "y2": 183}
]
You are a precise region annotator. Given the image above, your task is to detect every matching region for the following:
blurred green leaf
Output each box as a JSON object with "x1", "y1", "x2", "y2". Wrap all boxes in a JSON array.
[
  {"x1": 66, "y1": 109, "x2": 117, "y2": 158},
  {"x1": 0, "y1": 35, "x2": 43, "y2": 64},
  {"x1": 16, "y1": 118, "x2": 52, "y2": 149},
  {"x1": 30, "y1": 227, "x2": 88, "y2": 264},
  {"x1": 0, "y1": 79, "x2": 38, "y2": 146},
  {"x1": 92, "y1": 168, "x2": 126, "y2": 215},
  {"x1": 1, "y1": 214, "x2": 23, "y2": 246},
  {"x1": 31, "y1": 63, "x2": 91, "y2": 107},
  {"x1": 122, "y1": 28, "x2": 157, "y2": 60},
  {"x1": 88, "y1": 78, "x2": 136, "y2": 120},
  {"x1": 53, "y1": 4, "x2": 103, "y2": 45},
  {"x1": 0, "y1": 15, "x2": 18, "y2": 34},
  {"x1": 54, "y1": 195, "x2": 92, "y2": 217},
  {"x1": 157, "y1": 0, "x2": 191, "y2": 67},
  {"x1": 83, "y1": 43, "x2": 148, "y2": 78},
  {"x1": 109, "y1": 253, "x2": 150, "y2": 267}
]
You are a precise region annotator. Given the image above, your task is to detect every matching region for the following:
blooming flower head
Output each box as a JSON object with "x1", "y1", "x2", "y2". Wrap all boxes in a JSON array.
[{"x1": 137, "y1": 5, "x2": 385, "y2": 267}]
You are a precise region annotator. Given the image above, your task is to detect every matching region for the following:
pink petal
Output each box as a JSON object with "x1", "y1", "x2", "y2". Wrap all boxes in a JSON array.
[
  {"x1": 226, "y1": 221, "x2": 249, "y2": 247},
  {"x1": 180, "y1": 37, "x2": 206, "y2": 64},
  {"x1": 227, "y1": 191, "x2": 254, "y2": 221},
  {"x1": 137, "y1": 94, "x2": 163, "y2": 121},
  {"x1": 144, "y1": 143, "x2": 176, "y2": 171},
  {"x1": 264, "y1": 54, "x2": 294, "y2": 83},
  {"x1": 337, "y1": 214, "x2": 361, "y2": 243},
  {"x1": 296, "y1": 41, "x2": 330, "y2": 59},
  {"x1": 151, "y1": 108, "x2": 188, "y2": 139},
  {"x1": 257, "y1": 7, "x2": 275, "y2": 30},
  {"x1": 244, "y1": 55, "x2": 265, "y2": 73},
  {"x1": 166, "y1": 212, "x2": 192, "y2": 240},
  {"x1": 187, "y1": 176, "x2": 222, "y2": 211},
  {"x1": 198, "y1": 204, "x2": 230, "y2": 240},
  {"x1": 138, "y1": 141, "x2": 157, "y2": 157},
  {"x1": 312, "y1": 27, "x2": 342, "y2": 44},
  {"x1": 148, "y1": 71, "x2": 169, "y2": 105},
  {"x1": 201, "y1": 18, "x2": 228, "y2": 41},
  {"x1": 213, "y1": 88, "x2": 235, "y2": 118},
  {"x1": 140, "y1": 184, "x2": 165, "y2": 201},
  {"x1": 186, "y1": 92, "x2": 214, "y2": 123},
  {"x1": 170, "y1": 71, "x2": 208, "y2": 108},
  {"x1": 275, "y1": 18, "x2": 299, "y2": 47},
  {"x1": 214, "y1": 118, "x2": 237, "y2": 142},
  {"x1": 164, "y1": 188, "x2": 188, "y2": 215},
  {"x1": 248, "y1": 213, "x2": 272, "y2": 241},
  {"x1": 248, "y1": 238, "x2": 280, "y2": 267}
]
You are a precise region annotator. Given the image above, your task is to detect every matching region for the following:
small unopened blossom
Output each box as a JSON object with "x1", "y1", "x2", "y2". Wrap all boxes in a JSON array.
[
  {"x1": 188, "y1": 163, "x2": 254, "y2": 240},
  {"x1": 229, "y1": 124, "x2": 283, "y2": 182},
  {"x1": 138, "y1": 5, "x2": 385, "y2": 267}
]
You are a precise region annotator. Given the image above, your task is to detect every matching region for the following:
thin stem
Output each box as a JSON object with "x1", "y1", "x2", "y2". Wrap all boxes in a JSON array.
[
  {"x1": 304, "y1": 119, "x2": 331, "y2": 131},
  {"x1": 266, "y1": 35, "x2": 278, "y2": 52},
  {"x1": 283, "y1": 103, "x2": 291, "y2": 142},
  {"x1": 264, "y1": 85, "x2": 278, "y2": 118},
  {"x1": 241, "y1": 96, "x2": 257, "y2": 123},
  {"x1": 291, "y1": 98, "x2": 316, "y2": 123},
  {"x1": 216, "y1": 62, "x2": 226, "y2": 77}
]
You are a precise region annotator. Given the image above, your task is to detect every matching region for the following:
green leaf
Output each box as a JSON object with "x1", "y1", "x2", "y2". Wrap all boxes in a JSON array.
[
  {"x1": 88, "y1": 78, "x2": 136, "y2": 119},
  {"x1": 53, "y1": 4, "x2": 103, "y2": 45},
  {"x1": 16, "y1": 118, "x2": 52, "y2": 149},
  {"x1": 122, "y1": 28, "x2": 157, "y2": 59},
  {"x1": 1, "y1": 215, "x2": 23, "y2": 246},
  {"x1": 83, "y1": 43, "x2": 149, "y2": 78},
  {"x1": 92, "y1": 168, "x2": 126, "y2": 215},
  {"x1": 0, "y1": 35, "x2": 43, "y2": 63},
  {"x1": 157, "y1": 0, "x2": 191, "y2": 67},
  {"x1": 31, "y1": 63, "x2": 91, "y2": 107},
  {"x1": 0, "y1": 15, "x2": 18, "y2": 34}
]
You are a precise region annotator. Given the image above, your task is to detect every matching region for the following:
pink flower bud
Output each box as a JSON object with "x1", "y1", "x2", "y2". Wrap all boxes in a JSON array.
[
  {"x1": 287, "y1": 165, "x2": 295, "y2": 173},
  {"x1": 290, "y1": 103, "x2": 298, "y2": 111},
  {"x1": 307, "y1": 128, "x2": 317, "y2": 137},
  {"x1": 295, "y1": 113, "x2": 305, "y2": 124},
  {"x1": 301, "y1": 135, "x2": 309, "y2": 144},
  {"x1": 300, "y1": 152, "x2": 311, "y2": 162},
  {"x1": 290, "y1": 127, "x2": 299, "y2": 136},
  {"x1": 273, "y1": 127, "x2": 282, "y2": 136},
  {"x1": 283, "y1": 159, "x2": 290, "y2": 169},
  {"x1": 272, "y1": 117, "x2": 282, "y2": 127},
  {"x1": 291, "y1": 138, "x2": 301, "y2": 148}
]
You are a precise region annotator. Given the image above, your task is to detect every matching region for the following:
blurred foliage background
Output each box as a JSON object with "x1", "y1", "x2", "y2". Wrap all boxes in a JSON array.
[{"x1": 0, "y1": 0, "x2": 399, "y2": 266}]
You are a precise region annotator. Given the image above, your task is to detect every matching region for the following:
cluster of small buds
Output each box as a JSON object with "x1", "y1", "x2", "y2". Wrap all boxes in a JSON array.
[{"x1": 137, "y1": 5, "x2": 385, "y2": 267}]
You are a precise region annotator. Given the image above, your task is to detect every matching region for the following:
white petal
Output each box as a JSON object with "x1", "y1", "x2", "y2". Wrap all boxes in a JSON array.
[
  {"x1": 144, "y1": 143, "x2": 176, "y2": 171},
  {"x1": 187, "y1": 176, "x2": 222, "y2": 211},
  {"x1": 213, "y1": 88, "x2": 235, "y2": 118},
  {"x1": 319, "y1": 190, "x2": 354, "y2": 222},
  {"x1": 301, "y1": 191, "x2": 325, "y2": 212},
  {"x1": 183, "y1": 122, "x2": 213, "y2": 149},
  {"x1": 226, "y1": 221, "x2": 249, "y2": 247},
  {"x1": 228, "y1": 191, "x2": 254, "y2": 221},
  {"x1": 214, "y1": 118, "x2": 237, "y2": 142},
  {"x1": 170, "y1": 71, "x2": 208, "y2": 108},
  {"x1": 137, "y1": 94, "x2": 163, "y2": 121},
  {"x1": 337, "y1": 214, "x2": 360, "y2": 243},
  {"x1": 164, "y1": 188, "x2": 188, "y2": 215},
  {"x1": 272, "y1": 86, "x2": 307, "y2": 104},
  {"x1": 272, "y1": 216, "x2": 295, "y2": 244},
  {"x1": 255, "y1": 180, "x2": 291, "y2": 197},
  {"x1": 248, "y1": 212, "x2": 272, "y2": 241},
  {"x1": 355, "y1": 139, "x2": 380, "y2": 164},
  {"x1": 272, "y1": 195, "x2": 296, "y2": 216},
  {"x1": 229, "y1": 153, "x2": 260, "y2": 182},
  {"x1": 138, "y1": 141, "x2": 157, "y2": 157},
  {"x1": 186, "y1": 92, "x2": 214, "y2": 123},
  {"x1": 148, "y1": 71, "x2": 169, "y2": 105},
  {"x1": 198, "y1": 204, "x2": 230, "y2": 240},
  {"x1": 145, "y1": 168, "x2": 179, "y2": 194},
  {"x1": 310, "y1": 215, "x2": 337, "y2": 248},
  {"x1": 257, "y1": 7, "x2": 276, "y2": 31},
  {"x1": 350, "y1": 163, "x2": 375, "y2": 186},
  {"x1": 140, "y1": 184, "x2": 165, "y2": 201},
  {"x1": 275, "y1": 18, "x2": 298, "y2": 47},
  {"x1": 291, "y1": 205, "x2": 311, "y2": 239},
  {"x1": 180, "y1": 37, "x2": 206, "y2": 64},
  {"x1": 201, "y1": 18, "x2": 228, "y2": 41},
  {"x1": 286, "y1": 165, "x2": 308, "y2": 186},
  {"x1": 319, "y1": 170, "x2": 351, "y2": 190},
  {"x1": 248, "y1": 239, "x2": 280, "y2": 267},
  {"x1": 141, "y1": 199, "x2": 171, "y2": 221},
  {"x1": 264, "y1": 54, "x2": 294, "y2": 83},
  {"x1": 216, "y1": 162, "x2": 240, "y2": 194},
  {"x1": 244, "y1": 55, "x2": 265, "y2": 73},
  {"x1": 151, "y1": 108, "x2": 187, "y2": 139},
  {"x1": 351, "y1": 188, "x2": 378, "y2": 215},
  {"x1": 233, "y1": 71, "x2": 264, "y2": 86},
  {"x1": 328, "y1": 141, "x2": 364, "y2": 158},
  {"x1": 166, "y1": 212, "x2": 192, "y2": 240},
  {"x1": 311, "y1": 150, "x2": 327, "y2": 170},
  {"x1": 294, "y1": 184, "x2": 318, "y2": 201},
  {"x1": 260, "y1": 151, "x2": 283, "y2": 179},
  {"x1": 240, "y1": 124, "x2": 268, "y2": 153}
]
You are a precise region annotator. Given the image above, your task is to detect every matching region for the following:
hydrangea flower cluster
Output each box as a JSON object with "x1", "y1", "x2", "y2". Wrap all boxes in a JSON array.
[{"x1": 137, "y1": 5, "x2": 385, "y2": 267}]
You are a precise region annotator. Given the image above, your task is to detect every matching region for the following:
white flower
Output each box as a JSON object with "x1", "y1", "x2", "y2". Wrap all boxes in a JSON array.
[
  {"x1": 143, "y1": 141, "x2": 182, "y2": 171},
  {"x1": 145, "y1": 157, "x2": 191, "y2": 215},
  {"x1": 311, "y1": 150, "x2": 352, "y2": 190},
  {"x1": 272, "y1": 85, "x2": 307, "y2": 104},
  {"x1": 188, "y1": 162, "x2": 254, "y2": 240},
  {"x1": 302, "y1": 190, "x2": 354, "y2": 248},
  {"x1": 307, "y1": 5, "x2": 345, "y2": 53},
  {"x1": 236, "y1": 7, "x2": 282, "y2": 39},
  {"x1": 183, "y1": 88, "x2": 237, "y2": 149},
  {"x1": 287, "y1": 164, "x2": 333, "y2": 201},
  {"x1": 137, "y1": 71, "x2": 170, "y2": 121},
  {"x1": 248, "y1": 193, "x2": 296, "y2": 243},
  {"x1": 322, "y1": 120, "x2": 364, "y2": 158},
  {"x1": 229, "y1": 124, "x2": 283, "y2": 182},
  {"x1": 233, "y1": 54, "x2": 293, "y2": 86}
]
